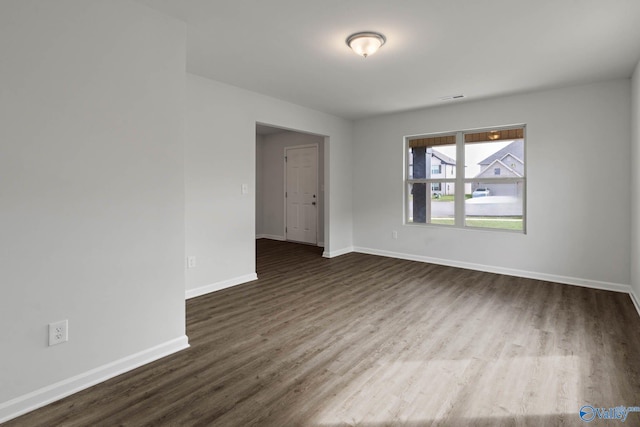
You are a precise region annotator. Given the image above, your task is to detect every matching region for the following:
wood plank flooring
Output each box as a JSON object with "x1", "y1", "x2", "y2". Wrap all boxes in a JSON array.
[{"x1": 5, "y1": 239, "x2": 640, "y2": 426}]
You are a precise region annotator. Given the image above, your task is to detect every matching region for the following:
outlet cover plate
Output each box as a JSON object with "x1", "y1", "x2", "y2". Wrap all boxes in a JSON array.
[
  {"x1": 49, "y1": 320, "x2": 68, "y2": 346},
  {"x1": 187, "y1": 256, "x2": 197, "y2": 269}
]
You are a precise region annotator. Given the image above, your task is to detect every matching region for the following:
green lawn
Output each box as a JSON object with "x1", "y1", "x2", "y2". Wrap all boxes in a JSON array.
[
  {"x1": 432, "y1": 194, "x2": 472, "y2": 202},
  {"x1": 466, "y1": 218, "x2": 523, "y2": 230},
  {"x1": 430, "y1": 217, "x2": 523, "y2": 230},
  {"x1": 431, "y1": 218, "x2": 455, "y2": 225}
]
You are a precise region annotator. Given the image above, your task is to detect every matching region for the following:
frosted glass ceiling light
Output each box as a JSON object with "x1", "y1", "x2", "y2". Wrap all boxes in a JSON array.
[{"x1": 346, "y1": 32, "x2": 386, "y2": 58}]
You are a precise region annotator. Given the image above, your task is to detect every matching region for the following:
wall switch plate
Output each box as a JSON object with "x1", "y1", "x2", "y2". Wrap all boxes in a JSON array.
[
  {"x1": 392, "y1": 230, "x2": 398, "y2": 239},
  {"x1": 241, "y1": 184, "x2": 249, "y2": 194},
  {"x1": 49, "y1": 320, "x2": 68, "y2": 346},
  {"x1": 187, "y1": 256, "x2": 197, "y2": 269}
]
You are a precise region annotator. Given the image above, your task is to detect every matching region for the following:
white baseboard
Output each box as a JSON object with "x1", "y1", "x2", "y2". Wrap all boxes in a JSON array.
[
  {"x1": 0, "y1": 335, "x2": 189, "y2": 424},
  {"x1": 353, "y1": 246, "x2": 632, "y2": 294},
  {"x1": 322, "y1": 246, "x2": 354, "y2": 258},
  {"x1": 185, "y1": 273, "x2": 258, "y2": 300},
  {"x1": 258, "y1": 235, "x2": 324, "y2": 248},
  {"x1": 630, "y1": 289, "x2": 640, "y2": 318},
  {"x1": 256, "y1": 234, "x2": 285, "y2": 241}
]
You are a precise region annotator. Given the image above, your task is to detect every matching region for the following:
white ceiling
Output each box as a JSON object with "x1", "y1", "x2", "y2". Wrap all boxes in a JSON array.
[{"x1": 138, "y1": 0, "x2": 640, "y2": 120}]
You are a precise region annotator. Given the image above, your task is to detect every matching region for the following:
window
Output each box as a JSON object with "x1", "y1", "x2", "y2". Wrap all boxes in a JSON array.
[
  {"x1": 405, "y1": 126, "x2": 525, "y2": 232},
  {"x1": 406, "y1": 134, "x2": 457, "y2": 225}
]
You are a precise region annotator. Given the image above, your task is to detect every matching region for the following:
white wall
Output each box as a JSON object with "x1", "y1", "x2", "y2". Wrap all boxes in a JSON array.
[
  {"x1": 631, "y1": 61, "x2": 640, "y2": 305},
  {"x1": 185, "y1": 74, "x2": 353, "y2": 298},
  {"x1": 353, "y1": 79, "x2": 632, "y2": 289},
  {"x1": 258, "y1": 131, "x2": 325, "y2": 244},
  {"x1": 0, "y1": 0, "x2": 187, "y2": 421}
]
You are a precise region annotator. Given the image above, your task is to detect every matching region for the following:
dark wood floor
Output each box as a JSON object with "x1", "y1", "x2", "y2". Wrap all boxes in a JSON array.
[{"x1": 6, "y1": 239, "x2": 640, "y2": 426}]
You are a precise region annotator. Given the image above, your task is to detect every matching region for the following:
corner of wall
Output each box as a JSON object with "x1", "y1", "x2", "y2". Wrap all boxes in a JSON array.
[{"x1": 631, "y1": 60, "x2": 640, "y2": 301}]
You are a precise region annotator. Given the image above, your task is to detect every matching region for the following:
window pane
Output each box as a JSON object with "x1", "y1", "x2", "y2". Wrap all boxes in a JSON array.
[
  {"x1": 431, "y1": 184, "x2": 455, "y2": 225},
  {"x1": 407, "y1": 182, "x2": 455, "y2": 225},
  {"x1": 407, "y1": 143, "x2": 457, "y2": 180},
  {"x1": 464, "y1": 138, "x2": 524, "y2": 180},
  {"x1": 465, "y1": 184, "x2": 524, "y2": 231},
  {"x1": 407, "y1": 183, "x2": 426, "y2": 223},
  {"x1": 428, "y1": 145, "x2": 456, "y2": 180}
]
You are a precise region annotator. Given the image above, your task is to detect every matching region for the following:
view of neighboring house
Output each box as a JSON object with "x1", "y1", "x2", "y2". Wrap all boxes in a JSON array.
[
  {"x1": 472, "y1": 139, "x2": 524, "y2": 197},
  {"x1": 428, "y1": 148, "x2": 456, "y2": 195}
]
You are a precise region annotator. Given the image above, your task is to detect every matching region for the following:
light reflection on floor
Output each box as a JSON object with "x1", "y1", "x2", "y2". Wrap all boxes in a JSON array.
[{"x1": 313, "y1": 356, "x2": 581, "y2": 425}]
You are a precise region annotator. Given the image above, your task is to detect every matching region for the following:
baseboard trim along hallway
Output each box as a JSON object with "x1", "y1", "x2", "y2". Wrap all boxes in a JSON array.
[
  {"x1": 185, "y1": 274, "x2": 258, "y2": 300},
  {"x1": 322, "y1": 246, "x2": 354, "y2": 258},
  {"x1": 0, "y1": 336, "x2": 189, "y2": 424}
]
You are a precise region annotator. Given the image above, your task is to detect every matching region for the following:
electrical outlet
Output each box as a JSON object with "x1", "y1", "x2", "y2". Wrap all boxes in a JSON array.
[
  {"x1": 49, "y1": 320, "x2": 68, "y2": 346},
  {"x1": 187, "y1": 256, "x2": 197, "y2": 269},
  {"x1": 392, "y1": 230, "x2": 398, "y2": 239},
  {"x1": 241, "y1": 184, "x2": 249, "y2": 195}
]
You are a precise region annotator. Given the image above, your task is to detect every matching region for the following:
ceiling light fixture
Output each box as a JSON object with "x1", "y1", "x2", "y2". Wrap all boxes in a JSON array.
[
  {"x1": 488, "y1": 131, "x2": 500, "y2": 140},
  {"x1": 346, "y1": 31, "x2": 386, "y2": 58}
]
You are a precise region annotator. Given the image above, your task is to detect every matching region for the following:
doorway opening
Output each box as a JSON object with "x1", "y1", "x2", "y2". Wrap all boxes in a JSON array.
[{"x1": 255, "y1": 123, "x2": 326, "y2": 249}]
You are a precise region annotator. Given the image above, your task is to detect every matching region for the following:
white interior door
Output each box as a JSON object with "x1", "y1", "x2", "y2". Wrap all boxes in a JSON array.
[{"x1": 285, "y1": 145, "x2": 318, "y2": 244}]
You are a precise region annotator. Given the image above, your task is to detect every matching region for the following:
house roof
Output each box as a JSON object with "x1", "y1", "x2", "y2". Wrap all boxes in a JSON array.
[
  {"x1": 475, "y1": 158, "x2": 523, "y2": 178},
  {"x1": 431, "y1": 149, "x2": 456, "y2": 165},
  {"x1": 478, "y1": 140, "x2": 524, "y2": 166}
]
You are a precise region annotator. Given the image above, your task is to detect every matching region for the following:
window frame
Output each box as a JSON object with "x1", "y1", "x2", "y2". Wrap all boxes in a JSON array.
[
  {"x1": 404, "y1": 125, "x2": 526, "y2": 233},
  {"x1": 404, "y1": 132, "x2": 457, "y2": 226}
]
